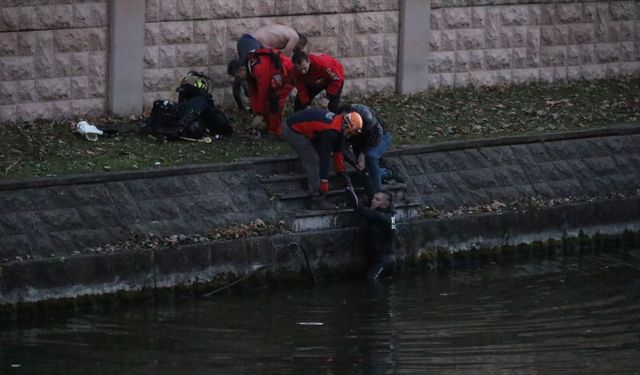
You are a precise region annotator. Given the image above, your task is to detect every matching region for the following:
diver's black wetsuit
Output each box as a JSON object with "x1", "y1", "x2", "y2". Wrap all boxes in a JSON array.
[{"x1": 346, "y1": 188, "x2": 397, "y2": 280}]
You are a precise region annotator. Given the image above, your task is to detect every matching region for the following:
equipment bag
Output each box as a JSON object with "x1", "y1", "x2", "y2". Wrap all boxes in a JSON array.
[{"x1": 141, "y1": 72, "x2": 232, "y2": 140}]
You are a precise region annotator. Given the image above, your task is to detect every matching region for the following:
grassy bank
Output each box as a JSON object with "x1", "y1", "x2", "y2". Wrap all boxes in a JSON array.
[{"x1": 1, "y1": 77, "x2": 638, "y2": 180}]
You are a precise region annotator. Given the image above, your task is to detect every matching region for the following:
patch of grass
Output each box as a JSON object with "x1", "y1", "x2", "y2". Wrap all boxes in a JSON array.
[
  {"x1": 368, "y1": 76, "x2": 639, "y2": 144},
  {"x1": 0, "y1": 77, "x2": 638, "y2": 180}
]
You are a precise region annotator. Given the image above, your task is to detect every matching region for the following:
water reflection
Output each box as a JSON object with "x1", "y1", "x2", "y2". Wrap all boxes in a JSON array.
[{"x1": 1, "y1": 248, "x2": 640, "y2": 374}]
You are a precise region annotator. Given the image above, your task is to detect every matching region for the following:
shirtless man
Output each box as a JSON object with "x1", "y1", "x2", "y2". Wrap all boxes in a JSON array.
[
  {"x1": 234, "y1": 24, "x2": 307, "y2": 110},
  {"x1": 237, "y1": 24, "x2": 307, "y2": 61}
]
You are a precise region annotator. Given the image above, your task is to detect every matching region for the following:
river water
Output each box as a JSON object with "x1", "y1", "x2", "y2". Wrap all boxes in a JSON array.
[{"x1": 1, "y1": 247, "x2": 639, "y2": 374}]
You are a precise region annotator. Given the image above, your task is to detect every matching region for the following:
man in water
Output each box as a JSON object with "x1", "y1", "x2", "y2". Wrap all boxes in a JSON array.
[{"x1": 345, "y1": 185, "x2": 397, "y2": 280}]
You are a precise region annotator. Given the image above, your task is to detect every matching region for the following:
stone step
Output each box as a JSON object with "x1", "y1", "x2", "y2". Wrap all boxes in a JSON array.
[
  {"x1": 274, "y1": 183, "x2": 407, "y2": 200},
  {"x1": 288, "y1": 201, "x2": 422, "y2": 232},
  {"x1": 258, "y1": 170, "x2": 364, "y2": 191},
  {"x1": 269, "y1": 182, "x2": 410, "y2": 213},
  {"x1": 258, "y1": 173, "x2": 307, "y2": 184}
]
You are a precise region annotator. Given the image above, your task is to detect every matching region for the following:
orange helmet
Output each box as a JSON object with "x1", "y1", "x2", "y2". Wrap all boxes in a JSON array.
[{"x1": 343, "y1": 112, "x2": 363, "y2": 134}]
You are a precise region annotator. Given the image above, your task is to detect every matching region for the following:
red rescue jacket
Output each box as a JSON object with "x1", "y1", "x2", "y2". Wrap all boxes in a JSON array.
[
  {"x1": 294, "y1": 53, "x2": 344, "y2": 106},
  {"x1": 246, "y1": 48, "x2": 294, "y2": 115},
  {"x1": 286, "y1": 108, "x2": 346, "y2": 180}
]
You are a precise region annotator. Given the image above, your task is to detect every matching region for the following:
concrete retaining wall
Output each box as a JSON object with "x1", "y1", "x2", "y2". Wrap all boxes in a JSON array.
[
  {"x1": 1, "y1": 128, "x2": 640, "y2": 306},
  {"x1": 2, "y1": 127, "x2": 640, "y2": 261},
  {"x1": 388, "y1": 128, "x2": 640, "y2": 209},
  {"x1": 2, "y1": 193, "x2": 639, "y2": 306},
  {"x1": 1, "y1": 1, "x2": 638, "y2": 122}
]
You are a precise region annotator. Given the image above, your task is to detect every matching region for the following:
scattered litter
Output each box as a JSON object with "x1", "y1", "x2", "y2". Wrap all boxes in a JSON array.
[
  {"x1": 74, "y1": 121, "x2": 103, "y2": 142},
  {"x1": 11, "y1": 364, "x2": 21, "y2": 368},
  {"x1": 154, "y1": 161, "x2": 161, "y2": 166}
]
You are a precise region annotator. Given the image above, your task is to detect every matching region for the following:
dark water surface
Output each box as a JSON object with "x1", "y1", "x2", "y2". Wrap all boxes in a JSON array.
[{"x1": 2, "y1": 248, "x2": 640, "y2": 374}]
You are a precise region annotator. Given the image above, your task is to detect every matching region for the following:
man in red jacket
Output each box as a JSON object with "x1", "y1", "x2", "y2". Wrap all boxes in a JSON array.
[
  {"x1": 284, "y1": 108, "x2": 362, "y2": 210},
  {"x1": 227, "y1": 48, "x2": 294, "y2": 136},
  {"x1": 291, "y1": 51, "x2": 344, "y2": 113},
  {"x1": 233, "y1": 24, "x2": 307, "y2": 111}
]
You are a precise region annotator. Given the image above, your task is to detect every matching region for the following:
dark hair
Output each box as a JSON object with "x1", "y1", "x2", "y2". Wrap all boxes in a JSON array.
[
  {"x1": 295, "y1": 33, "x2": 308, "y2": 51},
  {"x1": 227, "y1": 59, "x2": 243, "y2": 76},
  {"x1": 292, "y1": 50, "x2": 308, "y2": 65}
]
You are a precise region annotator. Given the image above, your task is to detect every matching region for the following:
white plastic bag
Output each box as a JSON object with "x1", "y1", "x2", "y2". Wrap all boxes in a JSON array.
[{"x1": 74, "y1": 121, "x2": 103, "y2": 142}]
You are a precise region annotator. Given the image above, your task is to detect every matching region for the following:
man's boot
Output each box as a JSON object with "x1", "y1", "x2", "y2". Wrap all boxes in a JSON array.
[{"x1": 309, "y1": 194, "x2": 336, "y2": 210}]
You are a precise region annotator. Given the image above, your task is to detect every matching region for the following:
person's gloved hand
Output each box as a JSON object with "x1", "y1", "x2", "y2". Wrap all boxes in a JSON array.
[{"x1": 319, "y1": 179, "x2": 329, "y2": 194}]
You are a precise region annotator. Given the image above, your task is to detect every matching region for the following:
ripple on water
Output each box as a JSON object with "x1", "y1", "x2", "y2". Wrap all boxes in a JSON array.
[{"x1": 1, "y1": 249, "x2": 639, "y2": 374}]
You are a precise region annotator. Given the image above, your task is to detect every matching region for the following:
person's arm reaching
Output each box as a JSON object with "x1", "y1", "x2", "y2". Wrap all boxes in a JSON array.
[{"x1": 282, "y1": 33, "x2": 299, "y2": 57}]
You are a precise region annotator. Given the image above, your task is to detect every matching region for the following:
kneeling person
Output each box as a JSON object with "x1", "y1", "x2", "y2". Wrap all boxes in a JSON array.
[
  {"x1": 292, "y1": 51, "x2": 344, "y2": 113},
  {"x1": 340, "y1": 103, "x2": 392, "y2": 192}
]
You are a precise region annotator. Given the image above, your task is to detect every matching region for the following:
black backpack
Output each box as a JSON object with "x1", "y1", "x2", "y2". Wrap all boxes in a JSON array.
[{"x1": 141, "y1": 72, "x2": 232, "y2": 140}]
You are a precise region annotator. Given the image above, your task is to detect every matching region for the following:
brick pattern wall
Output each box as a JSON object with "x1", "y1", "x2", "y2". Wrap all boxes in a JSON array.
[
  {"x1": 0, "y1": 1, "x2": 109, "y2": 124},
  {"x1": 142, "y1": 0, "x2": 400, "y2": 109},
  {"x1": 1, "y1": 1, "x2": 638, "y2": 123},
  {"x1": 428, "y1": 1, "x2": 640, "y2": 89}
]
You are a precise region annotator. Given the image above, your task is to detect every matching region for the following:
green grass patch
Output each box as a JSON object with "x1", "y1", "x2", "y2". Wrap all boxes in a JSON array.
[{"x1": 1, "y1": 77, "x2": 638, "y2": 180}]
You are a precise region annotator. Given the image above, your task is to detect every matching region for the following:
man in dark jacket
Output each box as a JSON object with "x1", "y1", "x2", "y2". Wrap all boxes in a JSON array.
[
  {"x1": 340, "y1": 104, "x2": 393, "y2": 191},
  {"x1": 284, "y1": 108, "x2": 362, "y2": 210},
  {"x1": 346, "y1": 185, "x2": 396, "y2": 280}
]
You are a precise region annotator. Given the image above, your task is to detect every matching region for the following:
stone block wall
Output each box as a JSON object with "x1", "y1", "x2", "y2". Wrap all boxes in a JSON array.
[
  {"x1": 2, "y1": 128, "x2": 640, "y2": 262},
  {"x1": 142, "y1": 0, "x2": 400, "y2": 109},
  {"x1": 1, "y1": 1, "x2": 639, "y2": 123},
  {"x1": 387, "y1": 132, "x2": 640, "y2": 211},
  {"x1": 0, "y1": 163, "x2": 280, "y2": 260},
  {"x1": 427, "y1": 1, "x2": 640, "y2": 89},
  {"x1": 0, "y1": 1, "x2": 109, "y2": 124}
]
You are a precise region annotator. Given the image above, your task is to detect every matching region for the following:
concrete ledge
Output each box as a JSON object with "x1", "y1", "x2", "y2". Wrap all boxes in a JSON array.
[
  {"x1": 2, "y1": 124, "x2": 638, "y2": 191},
  {"x1": 2, "y1": 195, "x2": 639, "y2": 307},
  {"x1": 0, "y1": 160, "x2": 255, "y2": 192},
  {"x1": 386, "y1": 123, "x2": 640, "y2": 157}
]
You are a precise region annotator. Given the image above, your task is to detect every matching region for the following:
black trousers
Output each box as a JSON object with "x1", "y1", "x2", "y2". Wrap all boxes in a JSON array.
[
  {"x1": 366, "y1": 254, "x2": 396, "y2": 281},
  {"x1": 294, "y1": 83, "x2": 343, "y2": 113}
]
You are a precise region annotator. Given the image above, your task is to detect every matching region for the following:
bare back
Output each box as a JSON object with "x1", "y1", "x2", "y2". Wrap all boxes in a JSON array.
[{"x1": 251, "y1": 24, "x2": 299, "y2": 57}]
